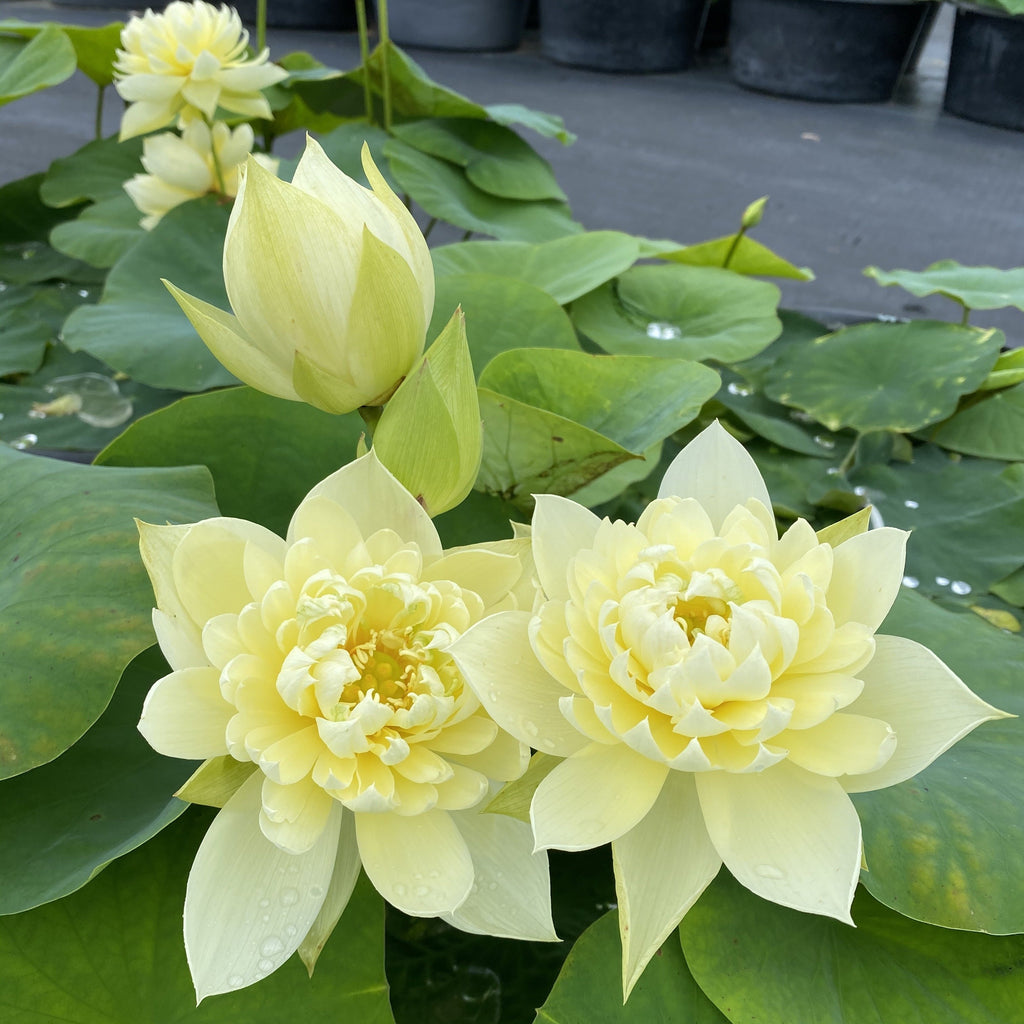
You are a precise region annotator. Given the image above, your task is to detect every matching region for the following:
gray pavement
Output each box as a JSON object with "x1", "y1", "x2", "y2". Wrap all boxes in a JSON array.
[{"x1": 3, "y1": 1, "x2": 1024, "y2": 341}]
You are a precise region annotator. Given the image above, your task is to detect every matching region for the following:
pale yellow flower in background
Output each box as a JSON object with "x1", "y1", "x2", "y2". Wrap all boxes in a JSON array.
[
  {"x1": 137, "y1": 452, "x2": 554, "y2": 1001},
  {"x1": 114, "y1": 0, "x2": 287, "y2": 140},
  {"x1": 451, "y1": 420, "x2": 1010, "y2": 999},
  {"x1": 124, "y1": 120, "x2": 276, "y2": 229},
  {"x1": 166, "y1": 137, "x2": 435, "y2": 414}
]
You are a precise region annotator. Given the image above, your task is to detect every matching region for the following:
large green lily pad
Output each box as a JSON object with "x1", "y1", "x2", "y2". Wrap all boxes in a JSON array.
[
  {"x1": 0, "y1": 447, "x2": 218, "y2": 779},
  {"x1": 929, "y1": 383, "x2": 1024, "y2": 461},
  {"x1": 0, "y1": 25, "x2": 75, "y2": 105},
  {"x1": 851, "y1": 590, "x2": 1024, "y2": 934},
  {"x1": 764, "y1": 320, "x2": 1002, "y2": 433},
  {"x1": 681, "y1": 874, "x2": 1024, "y2": 1024},
  {"x1": 61, "y1": 196, "x2": 237, "y2": 391},
  {"x1": 535, "y1": 909, "x2": 727, "y2": 1023},
  {"x1": 0, "y1": 810, "x2": 394, "y2": 1023},
  {"x1": 0, "y1": 645, "x2": 194, "y2": 915},
  {"x1": 432, "y1": 232, "x2": 640, "y2": 305},
  {"x1": 571, "y1": 264, "x2": 781, "y2": 364}
]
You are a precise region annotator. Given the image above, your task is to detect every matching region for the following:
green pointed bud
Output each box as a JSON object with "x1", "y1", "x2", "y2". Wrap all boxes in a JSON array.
[
  {"x1": 741, "y1": 195, "x2": 769, "y2": 230},
  {"x1": 372, "y1": 307, "x2": 482, "y2": 517}
]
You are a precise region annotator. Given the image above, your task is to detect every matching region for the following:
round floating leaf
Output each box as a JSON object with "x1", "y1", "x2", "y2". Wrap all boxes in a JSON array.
[
  {"x1": 0, "y1": 447, "x2": 218, "y2": 779},
  {"x1": 50, "y1": 193, "x2": 145, "y2": 269},
  {"x1": 0, "y1": 173, "x2": 84, "y2": 246},
  {"x1": 571, "y1": 265, "x2": 781, "y2": 364},
  {"x1": 0, "y1": 645, "x2": 195, "y2": 916},
  {"x1": 392, "y1": 118, "x2": 567, "y2": 202},
  {"x1": 850, "y1": 446, "x2": 1024, "y2": 598},
  {"x1": 385, "y1": 139, "x2": 580, "y2": 242},
  {"x1": 865, "y1": 260, "x2": 1024, "y2": 312},
  {"x1": 479, "y1": 348, "x2": 720, "y2": 454},
  {"x1": 61, "y1": 196, "x2": 236, "y2": 391},
  {"x1": 681, "y1": 875, "x2": 1024, "y2": 1024},
  {"x1": 432, "y1": 232, "x2": 640, "y2": 306},
  {"x1": 852, "y1": 590, "x2": 1024, "y2": 934},
  {"x1": 96, "y1": 386, "x2": 364, "y2": 537},
  {"x1": 431, "y1": 273, "x2": 579, "y2": 378},
  {"x1": 764, "y1": 321, "x2": 1003, "y2": 434},
  {"x1": 0, "y1": 25, "x2": 76, "y2": 105},
  {"x1": 929, "y1": 382, "x2": 1024, "y2": 461},
  {"x1": 535, "y1": 909, "x2": 727, "y2": 1024},
  {"x1": 0, "y1": 280, "x2": 93, "y2": 376},
  {"x1": 40, "y1": 134, "x2": 144, "y2": 208},
  {"x1": 0, "y1": 810, "x2": 394, "y2": 1023}
]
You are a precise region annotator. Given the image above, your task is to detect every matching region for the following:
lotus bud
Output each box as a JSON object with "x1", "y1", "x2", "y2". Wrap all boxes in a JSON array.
[
  {"x1": 372, "y1": 307, "x2": 482, "y2": 517},
  {"x1": 165, "y1": 138, "x2": 434, "y2": 413}
]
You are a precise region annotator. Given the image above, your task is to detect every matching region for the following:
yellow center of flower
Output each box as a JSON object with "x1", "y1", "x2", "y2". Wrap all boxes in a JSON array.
[
  {"x1": 219, "y1": 537, "x2": 504, "y2": 821},
  {"x1": 535, "y1": 496, "x2": 891, "y2": 776}
]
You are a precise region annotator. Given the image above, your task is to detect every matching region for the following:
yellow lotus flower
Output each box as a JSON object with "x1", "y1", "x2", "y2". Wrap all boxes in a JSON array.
[
  {"x1": 136, "y1": 452, "x2": 554, "y2": 1000},
  {"x1": 124, "y1": 120, "x2": 276, "y2": 229},
  {"x1": 166, "y1": 138, "x2": 434, "y2": 414},
  {"x1": 450, "y1": 421, "x2": 1009, "y2": 998},
  {"x1": 114, "y1": 0, "x2": 287, "y2": 140}
]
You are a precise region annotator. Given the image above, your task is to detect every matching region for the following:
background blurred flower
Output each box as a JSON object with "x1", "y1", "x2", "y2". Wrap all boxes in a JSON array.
[
  {"x1": 136, "y1": 452, "x2": 554, "y2": 1001},
  {"x1": 166, "y1": 138, "x2": 434, "y2": 414},
  {"x1": 124, "y1": 120, "x2": 275, "y2": 229},
  {"x1": 114, "y1": 0, "x2": 287, "y2": 140},
  {"x1": 451, "y1": 420, "x2": 1009, "y2": 998}
]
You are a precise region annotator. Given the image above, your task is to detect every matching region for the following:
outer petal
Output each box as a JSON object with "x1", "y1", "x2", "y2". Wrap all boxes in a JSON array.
[
  {"x1": 164, "y1": 281, "x2": 301, "y2": 401},
  {"x1": 532, "y1": 494, "x2": 602, "y2": 602},
  {"x1": 139, "y1": 666, "x2": 232, "y2": 758},
  {"x1": 658, "y1": 420, "x2": 772, "y2": 531},
  {"x1": 138, "y1": 520, "x2": 198, "y2": 639},
  {"x1": 531, "y1": 742, "x2": 669, "y2": 852},
  {"x1": 841, "y1": 634, "x2": 1011, "y2": 793},
  {"x1": 448, "y1": 610, "x2": 589, "y2": 756},
  {"x1": 185, "y1": 772, "x2": 341, "y2": 1001},
  {"x1": 826, "y1": 528, "x2": 908, "y2": 632},
  {"x1": 224, "y1": 157, "x2": 361, "y2": 365},
  {"x1": 696, "y1": 761, "x2": 861, "y2": 924},
  {"x1": 296, "y1": 450, "x2": 442, "y2": 559},
  {"x1": 354, "y1": 808, "x2": 474, "y2": 916},
  {"x1": 299, "y1": 809, "x2": 361, "y2": 975},
  {"x1": 443, "y1": 806, "x2": 558, "y2": 941},
  {"x1": 612, "y1": 771, "x2": 721, "y2": 998}
]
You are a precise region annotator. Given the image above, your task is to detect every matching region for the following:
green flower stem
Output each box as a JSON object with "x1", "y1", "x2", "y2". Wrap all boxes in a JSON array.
[
  {"x1": 94, "y1": 85, "x2": 105, "y2": 140},
  {"x1": 257, "y1": 0, "x2": 267, "y2": 53},
  {"x1": 722, "y1": 224, "x2": 748, "y2": 270},
  {"x1": 377, "y1": 0, "x2": 393, "y2": 131},
  {"x1": 358, "y1": 404, "x2": 384, "y2": 437},
  {"x1": 205, "y1": 117, "x2": 228, "y2": 194},
  {"x1": 422, "y1": 216, "x2": 438, "y2": 240},
  {"x1": 355, "y1": 0, "x2": 374, "y2": 125},
  {"x1": 960, "y1": 303, "x2": 972, "y2": 326}
]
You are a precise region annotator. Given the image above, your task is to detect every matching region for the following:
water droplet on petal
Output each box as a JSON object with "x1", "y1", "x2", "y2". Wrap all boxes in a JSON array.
[
  {"x1": 935, "y1": 576, "x2": 951, "y2": 588},
  {"x1": 755, "y1": 864, "x2": 785, "y2": 880},
  {"x1": 228, "y1": 974, "x2": 245, "y2": 989},
  {"x1": 487, "y1": 881, "x2": 499, "y2": 891},
  {"x1": 524, "y1": 721, "x2": 539, "y2": 739},
  {"x1": 258, "y1": 898, "x2": 271, "y2": 909},
  {"x1": 646, "y1": 320, "x2": 681, "y2": 341},
  {"x1": 308, "y1": 885, "x2": 324, "y2": 900},
  {"x1": 901, "y1": 576, "x2": 920, "y2": 589},
  {"x1": 414, "y1": 885, "x2": 430, "y2": 897},
  {"x1": 257, "y1": 958, "x2": 275, "y2": 973},
  {"x1": 279, "y1": 887, "x2": 299, "y2": 907},
  {"x1": 260, "y1": 936, "x2": 285, "y2": 957},
  {"x1": 284, "y1": 924, "x2": 298, "y2": 938},
  {"x1": 903, "y1": 499, "x2": 920, "y2": 509},
  {"x1": 393, "y1": 883, "x2": 407, "y2": 898},
  {"x1": 950, "y1": 580, "x2": 972, "y2": 595}
]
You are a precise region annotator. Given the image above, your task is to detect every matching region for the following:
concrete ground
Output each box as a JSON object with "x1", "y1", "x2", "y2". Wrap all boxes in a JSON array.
[{"x1": 2, "y1": 1, "x2": 1023, "y2": 341}]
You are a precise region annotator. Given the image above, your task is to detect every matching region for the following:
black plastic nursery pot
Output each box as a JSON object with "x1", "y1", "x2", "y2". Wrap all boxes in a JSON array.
[
  {"x1": 540, "y1": 0, "x2": 705, "y2": 73},
  {"x1": 944, "y1": 3, "x2": 1024, "y2": 131},
  {"x1": 729, "y1": 0, "x2": 935, "y2": 102},
  {"x1": 233, "y1": 0, "x2": 357, "y2": 30},
  {"x1": 386, "y1": 0, "x2": 530, "y2": 51}
]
